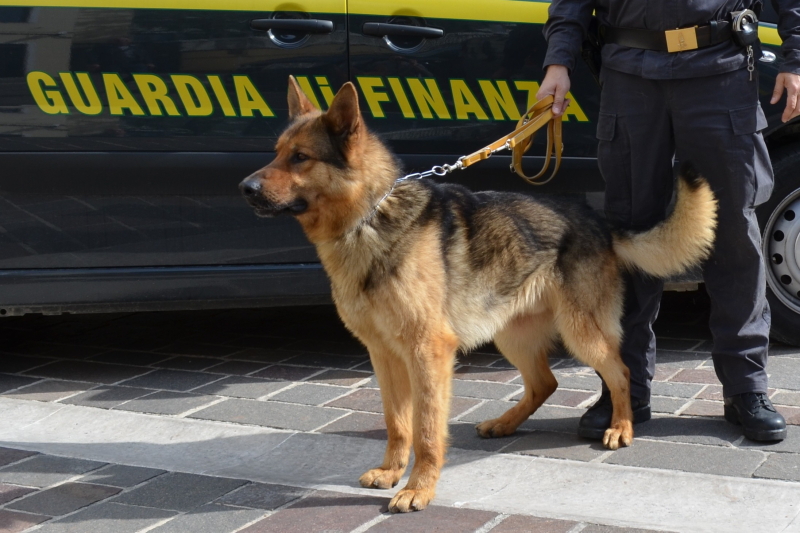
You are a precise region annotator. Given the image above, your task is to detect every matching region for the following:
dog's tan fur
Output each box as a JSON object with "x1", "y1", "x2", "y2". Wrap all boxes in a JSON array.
[{"x1": 241, "y1": 78, "x2": 718, "y2": 513}]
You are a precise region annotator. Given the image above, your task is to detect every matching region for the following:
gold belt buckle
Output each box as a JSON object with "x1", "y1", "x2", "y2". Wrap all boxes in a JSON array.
[{"x1": 665, "y1": 26, "x2": 699, "y2": 53}]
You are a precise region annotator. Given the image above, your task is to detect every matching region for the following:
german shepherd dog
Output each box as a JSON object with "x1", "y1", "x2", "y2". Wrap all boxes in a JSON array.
[{"x1": 240, "y1": 77, "x2": 717, "y2": 513}]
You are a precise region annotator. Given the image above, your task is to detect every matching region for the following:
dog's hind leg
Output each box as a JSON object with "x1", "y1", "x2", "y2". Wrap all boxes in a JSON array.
[
  {"x1": 359, "y1": 344, "x2": 413, "y2": 491},
  {"x1": 388, "y1": 326, "x2": 458, "y2": 513},
  {"x1": 557, "y1": 307, "x2": 634, "y2": 450},
  {"x1": 476, "y1": 313, "x2": 558, "y2": 438}
]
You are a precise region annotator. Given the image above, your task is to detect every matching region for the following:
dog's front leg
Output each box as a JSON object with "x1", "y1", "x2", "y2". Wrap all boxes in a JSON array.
[
  {"x1": 359, "y1": 344, "x2": 412, "y2": 491},
  {"x1": 388, "y1": 329, "x2": 457, "y2": 513}
]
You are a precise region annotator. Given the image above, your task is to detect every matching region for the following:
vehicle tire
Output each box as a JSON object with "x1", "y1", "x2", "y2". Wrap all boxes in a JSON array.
[{"x1": 757, "y1": 144, "x2": 800, "y2": 346}]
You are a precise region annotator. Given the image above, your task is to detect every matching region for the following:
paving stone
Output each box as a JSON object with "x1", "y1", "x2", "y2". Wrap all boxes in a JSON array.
[
  {"x1": 0, "y1": 484, "x2": 35, "y2": 505},
  {"x1": 450, "y1": 396, "x2": 482, "y2": 418},
  {"x1": 250, "y1": 365, "x2": 322, "y2": 382},
  {"x1": 148, "y1": 503, "x2": 264, "y2": 533},
  {"x1": 736, "y1": 425, "x2": 800, "y2": 453},
  {"x1": 489, "y1": 514, "x2": 578, "y2": 533},
  {"x1": 203, "y1": 361, "x2": 269, "y2": 376},
  {"x1": 308, "y1": 369, "x2": 372, "y2": 386},
  {"x1": 650, "y1": 396, "x2": 689, "y2": 414},
  {"x1": 772, "y1": 391, "x2": 800, "y2": 407},
  {"x1": 35, "y1": 502, "x2": 175, "y2": 533},
  {"x1": 372, "y1": 505, "x2": 497, "y2": 532},
  {"x1": 282, "y1": 339, "x2": 367, "y2": 357},
  {"x1": 117, "y1": 369, "x2": 221, "y2": 392},
  {"x1": 580, "y1": 525, "x2": 669, "y2": 533},
  {"x1": 226, "y1": 348, "x2": 300, "y2": 364},
  {"x1": 281, "y1": 353, "x2": 365, "y2": 369},
  {"x1": 0, "y1": 355, "x2": 52, "y2": 374},
  {"x1": 190, "y1": 398, "x2": 345, "y2": 431},
  {"x1": 634, "y1": 416, "x2": 742, "y2": 446},
  {"x1": 753, "y1": 452, "x2": 800, "y2": 482},
  {"x1": 0, "y1": 448, "x2": 37, "y2": 468},
  {"x1": 317, "y1": 412, "x2": 388, "y2": 440},
  {"x1": 777, "y1": 405, "x2": 800, "y2": 425},
  {"x1": 544, "y1": 389, "x2": 596, "y2": 408},
  {"x1": 61, "y1": 386, "x2": 151, "y2": 409},
  {"x1": 552, "y1": 373, "x2": 602, "y2": 391},
  {"x1": 604, "y1": 439, "x2": 766, "y2": 477},
  {"x1": 352, "y1": 360, "x2": 374, "y2": 372},
  {"x1": 80, "y1": 465, "x2": 165, "y2": 488},
  {"x1": 653, "y1": 365, "x2": 682, "y2": 382},
  {"x1": 0, "y1": 374, "x2": 40, "y2": 395},
  {"x1": 650, "y1": 381, "x2": 704, "y2": 399},
  {"x1": 193, "y1": 376, "x2": 290, "y2": 399},
  {"x1": 0, "y1": 509, "x2": 50, "y2": 532},
  {"x1": 653, "y1": 349, "x2": 710, "y2": 365},
  {"x1": 680, "y1": 400, "x2": 723, "y2": 417},
  {"x1": 460, "y1": 402, "x2": 583, "y2": 434},
  {"x1": 239, "y1": 490, "x2": 385, "y2": 533},
  {"x1": 114, "y1": 391, "x2": 218, "y2": 415},
  {"x1": 0, "y1": 456, "x2": 106, "y2": 488},
  {"x1": 156, "y1": 342, "x2": 239, "y2": 358},
  {"x1": 667, "y1": 369, "x2": 721, "y2": 385},
  {"x1": 112, "y1": 472, "x2": 246, "y2": 512},
  {"x1": 23, "y1": 361, "x2": 148, "y2": 385},
  {"x1": 458, "y1": 352, "x2": 503, "y2": 367},
  {"x1": 89, "y1": 350, "x2": 170, "y2": 366},
  {"x1": 757, "y1": 356, "x2": 800, "y2": 390},
  {"x1": 271, "y1": 383, "x2": 350, "y2": 406},
  {"x1": 215, "y1": 482, "x2": 309, "y2": 510},
  {"x1": 695, "y1": 384, "x2": 724, "y2": 401},
  {"x1": 3, "y1": 380, "x2": 95, "y2": 402},
  {"x1": 37, "y1": 345, "x2": 107, "y2": 360},
  {"x1": 152, "y1": 356, "x2": 221, "y2": 371},
  {"x1": 7, "y1": 482, "x2": 121, "y2": 516},
  {"x1": 656, "y1": 338, "x2": 705, "y2": 351},
  {"x1": 326, "y1": 388, "x2": 383, "y2": 413},
  {"x1": 454, "y1": 366, "x2": 520, "y2": 383},
  {"x1": 504, "y1": 430, "x2": 608, "y2": 461},
  {"x1": 452, "y1": 380, "x2": 521, "y2": 400}
]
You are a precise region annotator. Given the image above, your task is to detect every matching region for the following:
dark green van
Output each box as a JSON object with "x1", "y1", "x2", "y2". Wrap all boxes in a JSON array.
[{"x1": 0, "y1": 0, "x2": 799, "y2": 343}]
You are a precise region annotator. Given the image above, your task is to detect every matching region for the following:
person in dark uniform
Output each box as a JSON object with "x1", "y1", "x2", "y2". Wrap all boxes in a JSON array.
[{"x1": 537, "y1": 0, "x2": 800, "y2": 441}]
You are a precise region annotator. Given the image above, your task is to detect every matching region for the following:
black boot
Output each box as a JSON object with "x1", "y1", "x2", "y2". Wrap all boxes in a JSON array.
[
  {"x1": 724, "y1": 392, "x2": 787, "y2": 442},
  {"x1": 577, "y1": 390, "x2": 652, "y2": 440}
]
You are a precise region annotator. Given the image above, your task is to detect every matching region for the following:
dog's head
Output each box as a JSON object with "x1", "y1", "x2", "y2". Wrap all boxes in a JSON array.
[{"x1": 240, "y1": 76, "x2": 393, "y2": 242}]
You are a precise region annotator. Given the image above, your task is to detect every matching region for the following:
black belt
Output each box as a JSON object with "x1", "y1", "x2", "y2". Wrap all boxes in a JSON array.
[{"x1": 600, "y1": 22, "x2": 733, "y2": 53}]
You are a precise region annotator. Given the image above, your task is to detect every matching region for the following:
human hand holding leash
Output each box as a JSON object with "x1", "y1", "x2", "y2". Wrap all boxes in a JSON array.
[
  {"x1": 771, "y1": 72, "x2": 800, "y2": 123},
  {"x1": 537, "y1": 64, "x2": 571, "y2": 117}
]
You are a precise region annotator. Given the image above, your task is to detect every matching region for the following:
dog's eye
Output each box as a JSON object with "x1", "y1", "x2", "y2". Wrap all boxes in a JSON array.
[{"x1": 292, "y1": 152, "x2": 309, "y2": 163}]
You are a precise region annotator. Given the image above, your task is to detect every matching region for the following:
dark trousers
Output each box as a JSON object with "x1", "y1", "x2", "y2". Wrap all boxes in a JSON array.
[{"x1": 597, "y1": 67, "x2": 773, "y2": 400}]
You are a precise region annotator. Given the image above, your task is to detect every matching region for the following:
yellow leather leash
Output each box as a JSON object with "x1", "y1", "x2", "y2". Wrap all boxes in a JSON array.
[{"x1": 393, "y1": 95, "x2": 563, "y2": 186}]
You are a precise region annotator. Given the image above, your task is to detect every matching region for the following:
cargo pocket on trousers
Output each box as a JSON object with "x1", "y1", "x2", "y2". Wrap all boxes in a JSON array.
[
  {"x1": 596, "y1": 112, "x2": 616, "y2": 141},
  {"x1": 729, "y1": 104, "x2": 772, "y2": 206}
]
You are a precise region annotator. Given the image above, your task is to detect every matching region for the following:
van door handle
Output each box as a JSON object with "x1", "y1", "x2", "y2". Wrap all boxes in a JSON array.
[
  {"x1": 250, "y1": 19, "x2": 334, "y2": 33},
  {"x1": 362, "y1": 23, "x2": 444, "y2": 39}
]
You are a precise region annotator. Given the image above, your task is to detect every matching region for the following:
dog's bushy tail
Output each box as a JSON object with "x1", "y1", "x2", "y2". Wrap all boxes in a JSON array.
[{"x1": 612, "y1": 163, "x2": 718, "y2": 278}]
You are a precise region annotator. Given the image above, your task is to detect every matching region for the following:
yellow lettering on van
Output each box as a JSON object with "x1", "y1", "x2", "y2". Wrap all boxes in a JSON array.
[
  {"x1": 233, "y1": 76, "x2": 274, "y2": 117},
  {"x1": 356, "y1": 77, "x2": 391, "y2": 119},
  {"x1": 514, "y1": 80, "x2": 541, "y2": 111},
  {"x1": 387, "y1": 77, "x2": 415, "y2": 119},
  {"x1": 451, "y1": 79, "x2": 488, "y2": 121},
  {"x1": 478, "y1": 79, "x2": 520, "y2": 121},
  {"x1": 406, "y1": 78, "x2": 450, "y2": 120},
  {"x1": 103, "y1": 73, "x2": 145, "y2": 116},
  {"x1": 562, "y1": 91, "x2": 589, "y2": 122},
  {"x1": 134, "y1": 74, "x2": 181, "y2": 116},
  {"x1": 27, "y1": 72, "x2": 68, "y2": 115},
  {"x1": 172, "y1": 75, "x2": 213, "y2": 117},
  {"x1": 315, "y1": 76, "x2": 336, "y2": 108},
  {"x1": 207, "y1": 76, "x2": 237, "y2": 117},
  {"x1": 60, "y1": 72, "x2": 101, "y2": 115}
]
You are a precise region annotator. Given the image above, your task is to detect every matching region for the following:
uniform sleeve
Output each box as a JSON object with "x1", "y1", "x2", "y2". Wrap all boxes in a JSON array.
[
  {"x1": 542, "y1": 0, "x2": 596, "y2": 72},
  {"x1": 775, "y1": 0, "x2": 800, "y2": 74}
]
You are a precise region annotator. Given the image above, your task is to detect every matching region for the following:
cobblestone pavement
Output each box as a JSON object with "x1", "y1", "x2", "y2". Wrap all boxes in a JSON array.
[{"x1": 0, "y1": 293, "x2": 799, "y2": 532}]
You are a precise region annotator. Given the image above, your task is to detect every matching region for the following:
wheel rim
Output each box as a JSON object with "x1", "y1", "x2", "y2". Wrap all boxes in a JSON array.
[{"x1": 763, "y1": 186, "x2": 800, "y2": 314}]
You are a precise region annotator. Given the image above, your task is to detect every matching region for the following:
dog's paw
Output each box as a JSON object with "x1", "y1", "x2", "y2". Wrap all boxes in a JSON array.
[
  {"x1": 475, "y1": 418, "x2": 516, "y2": 438},
  {"x1": 359, "y1": 468, "x2": 403, "y2": 490},
  {"x1": 602, "y1": 422, "x2": 633, "y2": 450},
  {"x1": 388, "y1": 487, "x2": 434, "y2": 513}
]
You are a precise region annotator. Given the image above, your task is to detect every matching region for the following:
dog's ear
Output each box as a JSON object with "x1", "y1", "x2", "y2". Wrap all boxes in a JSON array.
[
  {"x1": 287, "y1": 75, "x2": 317, "y2": 118},
  {"x1": 322, "y1": 82, "x2": 361, "y2": 142}
]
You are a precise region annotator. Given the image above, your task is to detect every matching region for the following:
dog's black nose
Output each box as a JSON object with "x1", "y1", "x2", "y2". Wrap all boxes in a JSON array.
[{"x1": 240, "y1": 177, "x2": 261, "y2": 197}]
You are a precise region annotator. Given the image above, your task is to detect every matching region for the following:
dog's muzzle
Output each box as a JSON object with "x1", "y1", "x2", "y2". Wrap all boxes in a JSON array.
[{"x1": 239, "y1": 176, "x2": 309, "y2": 217}]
